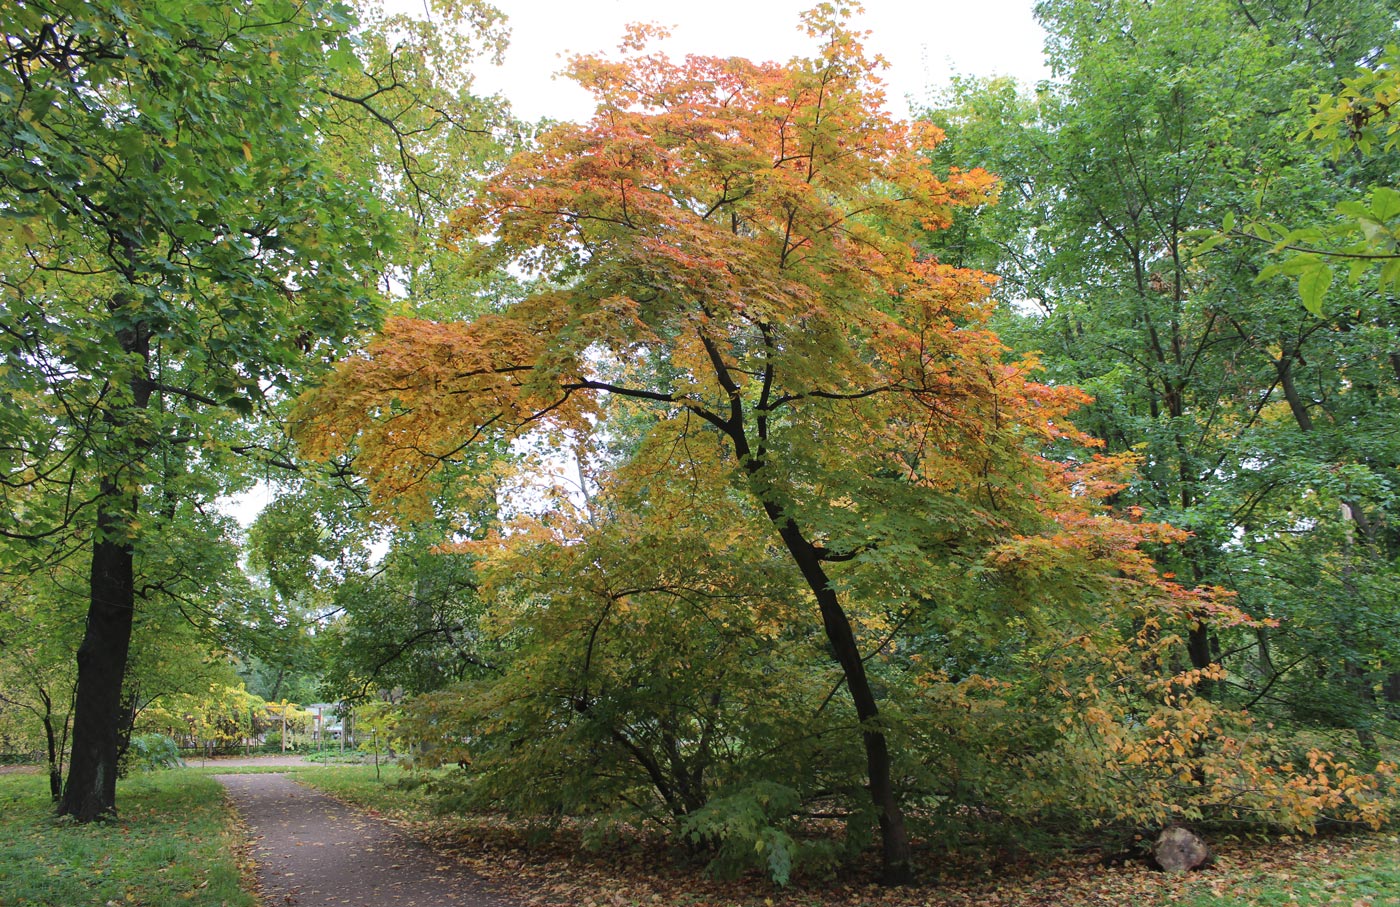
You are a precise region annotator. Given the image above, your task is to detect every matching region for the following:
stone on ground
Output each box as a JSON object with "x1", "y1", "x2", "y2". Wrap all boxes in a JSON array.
[{"x1": 1154, "y1": 825, "x2": 1211, "y2": 873}]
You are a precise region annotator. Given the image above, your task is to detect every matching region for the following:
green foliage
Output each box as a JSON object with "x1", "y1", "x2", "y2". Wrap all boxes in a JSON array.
[
  {"x1": 318, "y1": 531, "x2": 497, "y2": 703},
  {"x1": 120, "y1": 733, "x2": 183, "y2": 774},
  {"x1": 924, "y1": 0, "x2": 1400, "y2": 775},
  {"x1": 1, "y1": 0, "x2": 512, "y2": 816},
  {"x1": 1200, "y1": 44, "x2": 1400, "y2": 312},
  {"x1": 1250, "y1": 185, "x2": 1400, "y2": 315},
  {"x1": 681, "y1": 783, "x2": 821, "y2": 887}
]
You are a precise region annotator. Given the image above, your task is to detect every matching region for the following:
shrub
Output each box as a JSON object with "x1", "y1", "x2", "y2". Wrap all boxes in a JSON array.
[
  {"x1": 680, "y1": 782, "x2": 842, "y2": 887},
  {"x1": 122, "y1": 734, "x2": 183, "y2": 774}
]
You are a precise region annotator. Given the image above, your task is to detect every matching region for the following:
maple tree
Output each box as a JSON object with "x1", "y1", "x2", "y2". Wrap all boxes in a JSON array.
[{"x1": 301, "y1": 7, "x2": 1237, "y2": 883}]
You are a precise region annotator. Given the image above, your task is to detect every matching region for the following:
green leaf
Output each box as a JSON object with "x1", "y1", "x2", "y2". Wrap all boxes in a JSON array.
[
  {"x1": 1371, "y1": 187, "x2": 1400, "y2": 221},
  {"x1": 1380, "y1": 258, "x2": 1400, "y2": 292},
  {"x1": 1298, "y1": 263, "x2": 1333, "y2": 315},
  {"x1": 1336, "y1": 200, "x2": 1372, "y2": 219},
  {"x1": 1192, "y1": 233, "x2": 1225, "y2": 256}
]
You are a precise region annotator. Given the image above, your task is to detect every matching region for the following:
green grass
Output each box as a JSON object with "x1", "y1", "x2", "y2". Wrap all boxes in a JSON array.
[
  {"x1": 1165, "y1": 838, "x2": 1400, "y2": 906},
  {"x1": 186, "y1": 763, "x2": 312, "y2": 775},
  {"x1": 294, "y1": 763, "x2": 429, "y2": 816},
  {"x1": 0, "y1": 771, "x2": 255, "y2": 907}
]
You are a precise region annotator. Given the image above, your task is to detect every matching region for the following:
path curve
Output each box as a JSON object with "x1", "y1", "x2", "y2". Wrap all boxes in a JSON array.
[{"x1": 217, "y1": 773, "x2": 514, "y2": 907}]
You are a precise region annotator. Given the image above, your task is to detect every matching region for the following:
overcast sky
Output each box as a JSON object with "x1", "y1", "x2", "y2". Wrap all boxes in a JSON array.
[{"x1": 465, "y1": 0, "x2": 1050, "y2": 122}]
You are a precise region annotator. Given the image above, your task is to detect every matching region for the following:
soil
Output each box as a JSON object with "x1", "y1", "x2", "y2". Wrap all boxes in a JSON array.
[{"x1": 217, "y1": 772, "x2": 516, "y2": 907}]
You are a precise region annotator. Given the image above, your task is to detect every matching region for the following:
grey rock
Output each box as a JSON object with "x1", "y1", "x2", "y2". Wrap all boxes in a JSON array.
[{"x1": 1154, "y1": 825, "x2": 1211, "y2": 872}]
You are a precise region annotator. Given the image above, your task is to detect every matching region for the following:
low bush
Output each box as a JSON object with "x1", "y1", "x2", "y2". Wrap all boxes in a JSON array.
[{"x1": 121, "y1": 733, "x2": 184, "y2": 775}]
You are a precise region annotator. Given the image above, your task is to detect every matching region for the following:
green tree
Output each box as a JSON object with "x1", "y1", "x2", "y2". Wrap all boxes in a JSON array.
[
  {"x1": 923, "y1": 0, "x2": 1400, "y2": 747},
  {"x1": 0, "y1": 0, "x2": 507, "y2": 819},
  {"x1": 0, "y1": 567, "x2": 81, "y2": 800}
]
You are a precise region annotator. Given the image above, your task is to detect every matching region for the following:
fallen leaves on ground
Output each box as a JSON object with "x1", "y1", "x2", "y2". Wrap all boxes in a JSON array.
[{"x1": 348, "y1": 806, "x2": 1400, "y2": 907}]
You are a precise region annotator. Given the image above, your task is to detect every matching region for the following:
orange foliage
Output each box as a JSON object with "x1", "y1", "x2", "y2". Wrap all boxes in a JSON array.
[{"x1": 296, "y1": 6, "x2": 1012, "y2": 522}]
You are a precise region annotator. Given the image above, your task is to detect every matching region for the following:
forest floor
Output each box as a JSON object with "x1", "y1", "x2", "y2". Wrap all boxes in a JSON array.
[{"x1": 292, "y1": 765, "x2": 1400, "y2": 907}]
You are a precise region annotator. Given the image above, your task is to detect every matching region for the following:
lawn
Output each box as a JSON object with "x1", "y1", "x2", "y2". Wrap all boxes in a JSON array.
[{"x1": 0, "y1": 770, "x2": 254, "y2": 907}]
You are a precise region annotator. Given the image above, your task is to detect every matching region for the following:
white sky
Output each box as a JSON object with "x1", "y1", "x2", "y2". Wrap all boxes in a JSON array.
[{"x1": 466, "y1": 0, "x2": 1049, "y2": 122}]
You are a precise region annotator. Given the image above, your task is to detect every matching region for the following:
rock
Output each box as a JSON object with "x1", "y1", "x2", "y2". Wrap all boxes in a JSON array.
[{"x1": 1153, "y1": 825, "x2": 1211, "y2": 872}]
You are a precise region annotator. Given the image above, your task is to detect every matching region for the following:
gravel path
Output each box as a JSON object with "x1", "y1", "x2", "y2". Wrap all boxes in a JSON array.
[{"x1": 217, "y1": 773, "x2": 514, "y2": 907}]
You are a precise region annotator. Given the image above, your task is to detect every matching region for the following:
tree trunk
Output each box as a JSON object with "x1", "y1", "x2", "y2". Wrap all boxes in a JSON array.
[
  {"x1": 773, "y1": 518, "x2": 915, "y2": 885},
  {"x1": 1187, "y1": 622, "x2": 1214, "y2": 693},
  {"x1": 42, "y1": 695, "x2": 61, "y2": 802},
  {"x1": 59, "y1": 317, "x2": 151, "y2": 821},
  {"x1": 59, "y1": 491, "x2": 137, "y2": 820}
]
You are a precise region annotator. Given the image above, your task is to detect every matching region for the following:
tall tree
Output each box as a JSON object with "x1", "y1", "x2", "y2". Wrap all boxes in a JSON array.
[
  {"x1": 300, "y1": 10, "x2": 1205, "y2": 882},
  {"x1": 922, "y1": 0, "x2": 1400, "y2": 741},
  {"x1": 0, "y1": 0, "x2": 506, "y2": 819}
]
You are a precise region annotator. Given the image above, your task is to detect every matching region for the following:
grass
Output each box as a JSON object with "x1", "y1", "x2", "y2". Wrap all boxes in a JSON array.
[
  {"x1": 186, "y1": 763, "x2": 311, "y2": 775},
  {"x1": 0, "y1": 770, "x2": 255, "y2": 907},
  {"x1": 1165, "y1": 835, "x2": 1400, "y2": 906},
  {"x1": 294, "y1": 763, "x2": 430, "y2": 815}
]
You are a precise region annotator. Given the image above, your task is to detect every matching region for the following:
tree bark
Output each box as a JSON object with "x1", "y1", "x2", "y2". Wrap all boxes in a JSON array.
[
  {"x1": 700, "y1": 325, "x2": 914, "y2": 882},
  {"x1": 59, "y1": 318, "x2": 151, "y2": 821},
  {"x1": 771, "y1": 516, "x2": 915, "y2": 885},
  {"x1": 59, "y1": 489, "x2": 138, "y2": 820},
  {"x1": 41, "y1": 692, "x2": 61, "y2": 801}
]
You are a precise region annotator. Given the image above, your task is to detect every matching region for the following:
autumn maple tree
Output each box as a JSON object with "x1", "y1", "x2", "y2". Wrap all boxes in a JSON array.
[{"x1": 300, "y1": 7, "x2": 1225, "y2": 883}]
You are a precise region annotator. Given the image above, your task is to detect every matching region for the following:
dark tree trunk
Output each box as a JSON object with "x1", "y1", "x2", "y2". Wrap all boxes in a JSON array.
[
  {"x1": 59, "y1": 508, "x2": 137, "y2": 818},
  {"x1": 771, "y1": 517, "x2": 915, "y2": 885},
  {"x1": 1187, "y1": 622, "x2": 1214, "y2": 683},
  {"x1": 58, "y1": 491, "x2": 138, "y2": 821},
  {"x1": 41, "y1": 692, "x2": 61, "y2": 801},
  {"x1": 717, "y1": 328, "x2": 914, "y2": 884},
  {"x1": 59, "y1": 317, "x2": 150, "y2": 821}
]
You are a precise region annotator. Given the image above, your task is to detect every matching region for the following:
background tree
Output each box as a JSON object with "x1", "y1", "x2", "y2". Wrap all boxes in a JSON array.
[
  {"x1": 0, "y1": 566, "x2": 81, "y2": 800},
  {"x1": 0, "y1": 0, "x2": 508, "y2": 819},
  {"x1": 922, "y1": 0, "x2": 1400, "y2": 749}
]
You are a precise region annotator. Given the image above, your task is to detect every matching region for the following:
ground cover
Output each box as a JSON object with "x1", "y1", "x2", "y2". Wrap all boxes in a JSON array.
[
  {"x1": 296, "y1": 766, "x2": 1400, "y2": 907},
  {"x1": 0, "y1": 771, "x2": 254, "y2": 907},
  {"x1": 3, "y1": 764, "x2": 1396, "y2": 907}
]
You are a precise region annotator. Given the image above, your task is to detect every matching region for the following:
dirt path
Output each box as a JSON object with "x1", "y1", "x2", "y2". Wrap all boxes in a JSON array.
[
  {"x1": 200, "y1": 754, "x2": 314, "y2": 768},
  {"x1": 217, "y1": 773, "x2": 515, "y2": 907}
]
